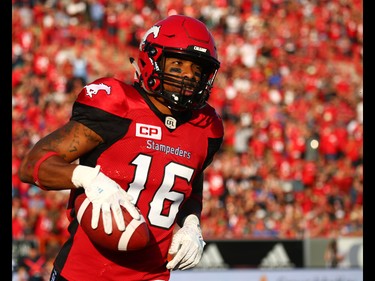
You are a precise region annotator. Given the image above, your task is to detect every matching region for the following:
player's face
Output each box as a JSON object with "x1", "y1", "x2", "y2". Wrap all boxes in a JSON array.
[{"x1": 163, "y1": 57, "x2": 202, "y2": 96}]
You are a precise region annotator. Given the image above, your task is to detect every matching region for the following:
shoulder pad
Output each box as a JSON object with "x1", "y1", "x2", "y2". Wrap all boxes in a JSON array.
[{"x1": 75, "y1": 77, "x2": 136, "y2": 118}]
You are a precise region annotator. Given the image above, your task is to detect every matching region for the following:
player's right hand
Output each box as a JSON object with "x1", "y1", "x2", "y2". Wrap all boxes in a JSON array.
[{"x1": 72, "y1": 165, "x2": 141, "y2": 234}]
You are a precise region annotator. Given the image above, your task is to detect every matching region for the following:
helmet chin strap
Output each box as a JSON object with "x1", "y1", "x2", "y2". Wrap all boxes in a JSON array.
[
  {"x1": 153, "y1": 91, "x2": 185, "y2": 112},
  {"x1": 146, "y1": 88, "x2": 188, "y2": 113}
]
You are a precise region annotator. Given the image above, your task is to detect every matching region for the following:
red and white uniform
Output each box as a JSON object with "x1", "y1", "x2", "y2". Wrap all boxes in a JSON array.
[{"x1": 53, "y1": 77, "x2": 224, "y2": 281}]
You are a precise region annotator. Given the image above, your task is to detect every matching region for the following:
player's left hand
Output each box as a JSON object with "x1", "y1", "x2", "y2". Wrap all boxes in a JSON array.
[{"x1": 166, "y1": 215, "x2": 206, "y2": 271}]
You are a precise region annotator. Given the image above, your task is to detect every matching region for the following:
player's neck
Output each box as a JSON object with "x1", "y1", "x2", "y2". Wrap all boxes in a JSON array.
[{"x1": 148, "y1": 95, "x2": 172, "y2": 115}]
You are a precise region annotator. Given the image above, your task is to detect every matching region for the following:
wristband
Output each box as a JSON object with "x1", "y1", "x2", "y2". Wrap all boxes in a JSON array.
[
  {"x1": 71, "y1": 165, "x2": 101, "y2": 188},
  {"x1": 183, "y1": 214, "x2": 200, "y2": 226},
  {"x1": 33, "y1": 151, "x2": 59, "y2": 190}
]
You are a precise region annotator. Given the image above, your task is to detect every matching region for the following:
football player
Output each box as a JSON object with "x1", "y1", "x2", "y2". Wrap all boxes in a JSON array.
[{"x1": 19, "y1": 15, "x2": 223, "y2": 281}]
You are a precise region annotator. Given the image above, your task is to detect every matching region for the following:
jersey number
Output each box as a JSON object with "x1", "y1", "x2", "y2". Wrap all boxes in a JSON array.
[{"x1": 127, "y1": 154, "x2": 194, "y2": 229}]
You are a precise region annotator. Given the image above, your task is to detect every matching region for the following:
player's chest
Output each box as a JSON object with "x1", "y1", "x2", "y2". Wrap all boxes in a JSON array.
[
  {"x1": 98, "y1": 112, "x2": 208, "y2": 179},
  {"x1": 112, "y1": 122, "x2": 205, "y2": 162}
]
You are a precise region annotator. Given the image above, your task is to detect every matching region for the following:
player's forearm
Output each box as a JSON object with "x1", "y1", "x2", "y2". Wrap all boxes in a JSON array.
[
  {"x1": 18, "y1": 150, "x2": 79, "y2": 190},
  {"x1": 19, "y1": 121, "x2": 103, "y2": 190}
]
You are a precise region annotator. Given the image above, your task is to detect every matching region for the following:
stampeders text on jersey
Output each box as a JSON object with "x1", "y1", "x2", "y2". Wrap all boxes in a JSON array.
[{"x1": 146, "y1": 140, "x2": 191, "y2": 159}]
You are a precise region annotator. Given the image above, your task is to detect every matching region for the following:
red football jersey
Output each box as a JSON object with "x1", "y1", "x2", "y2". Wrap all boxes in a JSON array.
[{"x1": 54, "y1": 77, "x2": 223, "y2": 281}]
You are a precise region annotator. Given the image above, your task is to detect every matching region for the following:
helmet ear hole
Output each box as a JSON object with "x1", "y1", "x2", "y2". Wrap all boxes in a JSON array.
[
  {"x1": 148, "y1": 79, "x2": 155, "y2": 87},
  {"x1": 148, "y1": 47, "x2": 157, "y2": 57},
  {"x1": 139, "y1": 59, "x2": 146, "y2": 68}
]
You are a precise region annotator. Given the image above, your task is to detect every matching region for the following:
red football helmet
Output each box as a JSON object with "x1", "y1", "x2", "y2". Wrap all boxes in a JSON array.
[{"x1": 137, "y1": 15, "x2": 220, "y2": 111}]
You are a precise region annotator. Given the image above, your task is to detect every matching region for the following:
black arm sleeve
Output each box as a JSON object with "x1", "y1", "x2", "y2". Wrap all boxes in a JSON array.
[
  {"x1": 176, "y1": 136, "x2": 223, "y2": 227},
  {"x1": 176, "y1": 173, "x2": 204, "y2": 227},
  {"x1": 70, "y1": 102, "x2": 132, "y2": 143},
  {"x1": 202, "y1": 137, "x2": 223, "y2": 170},
  {"x1": 70, "y1": 102, "x2": 132, "y2": 166}
]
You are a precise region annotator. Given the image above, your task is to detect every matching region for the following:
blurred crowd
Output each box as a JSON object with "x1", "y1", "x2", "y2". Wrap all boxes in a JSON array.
[{"x1": 12, "y1": 0, "x2": 363, "y2": 278}]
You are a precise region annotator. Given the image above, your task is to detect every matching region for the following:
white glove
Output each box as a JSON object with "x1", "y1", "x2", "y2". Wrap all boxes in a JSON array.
[
  {"x1": 72, "y1": 165, "x2": 140, "y2": 235},
  {"x1": 166, "y1": 215, "x2": 206, "y2": 271}
]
